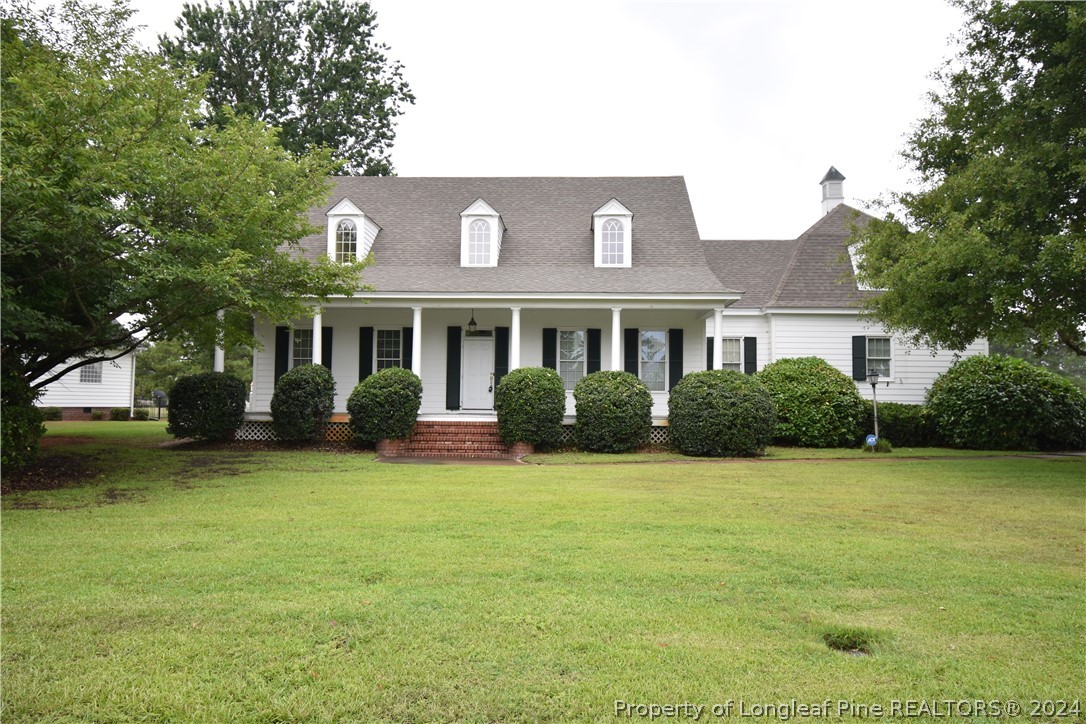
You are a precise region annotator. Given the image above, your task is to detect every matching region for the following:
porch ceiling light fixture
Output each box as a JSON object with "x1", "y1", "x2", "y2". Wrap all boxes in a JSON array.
[{"x1": 467, "y1": 310, "x2": 478, "y2": 333}]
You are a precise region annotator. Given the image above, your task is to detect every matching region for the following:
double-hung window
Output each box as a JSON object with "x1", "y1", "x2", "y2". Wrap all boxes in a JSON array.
[
  {"x1": 558, "y1": 330, "x2": 585, "y2": 390},
  {"x1": 639, "y1": 330, "x2": 667, "y2": 391},
  {"x1": 292, "y1": 329, "x2": 313, "y2": 368},
  {"x1": 867, "y1": 336, "x2": 891, "y2": 377},
  {"x1": 601, "y1": 219, "x2": 625, "y2": 265},
  {"x1": 720, "y1": 338, "x2": 742, "y2": 372},
  {"x1": 335, "y1": 219, "x2": 357, "y2": 263},
  {"x1": 376, "y1": 329, "x2": 403, "y2": 370},
  {"x1": 80, "y1": 362, "x2": 103, "y2": 384},
  {"x1": 468, "y1": 219, "x2": 491, "y2": 265}
]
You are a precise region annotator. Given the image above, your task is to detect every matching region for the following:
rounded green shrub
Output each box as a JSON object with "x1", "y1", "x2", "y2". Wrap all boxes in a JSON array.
[
  {"x1": 132, "y1": 409, "x2": 151, "y2": 421},
  {"x1": 347, "y1": 367, "x2": 422, "y2": 442},
  {"x1": 573, "y1": 371, "x2": 652, "y2": 453},
  {"x1": 755, "y1": 357, "x2": 865, "y2": 447},
  {"x1": 110, "y1": 407, "x2": 131, "y2": 421},
  {"x1": 41, "y1": 406, "x2": 63, "y2": 421},
  {"x1": 495, "y1": 367, "x2": 565, "y2": 446},
  {"x1": 167, "y1": 372, "x2": 246, "y2": 441},
  {"x1": 862, "y1": 401, "x2": 936, "y2": 447},
  {"x1": 271, "y1": 364, "x2": 336, "y2": 442},
  {"x1": 668, "y1": 370, "x2": 776, "y2": 457},
  {"x1": 1, "y1": 366, "x2": 45, "y2": 469},
  {"x1": 926, "y1": 355, "x2": 1086, "y2": 451}
]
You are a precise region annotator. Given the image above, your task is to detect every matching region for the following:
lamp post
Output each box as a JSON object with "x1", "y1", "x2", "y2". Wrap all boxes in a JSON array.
[{"x1": 866, "y1": 369, "x2": 880, "y2": 443}]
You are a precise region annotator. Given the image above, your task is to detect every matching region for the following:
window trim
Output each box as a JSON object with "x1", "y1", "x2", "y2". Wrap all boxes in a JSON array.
[
  {"x1": 468, "y1": 218, "x2": 492, "y2": 266},
  {"x1": 374, "y1": 327, "x2": 404, "y2": 372},
  {"x1": 638, "y1": 328, "x2": 668, "y2": 392},
  {"x1": 80, "y1": 361, "x2": 103, "y2": 384},
  {"x1": 291, "y1": 328, "x2": 314, "y2": 369},
  {"x1": 600, "y1": 218, "x2": 625, "y2": 266},
  {"x1": 718, "y1": 337, "x2": 742, "y2": 372},
  {"x1": 557, "y1": 328, "x2": 587, "y2": 391},
  {"x1": 335, "y1": 218, "x2": 358, "y2": 263},
  {"x1": 865, "y1": 335, "x2": 893, "y2": 379}
]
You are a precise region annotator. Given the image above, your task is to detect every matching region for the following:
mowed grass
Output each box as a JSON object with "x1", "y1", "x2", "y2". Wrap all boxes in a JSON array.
[{"x1": 2, "y1": 423, "x2": 1083, "y2": 721}]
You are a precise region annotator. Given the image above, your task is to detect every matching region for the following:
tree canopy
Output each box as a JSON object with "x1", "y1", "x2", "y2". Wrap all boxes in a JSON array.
[
  {"x1": 134, "y1": 338, "x2": 253, "y2": 401},
  {"x1": 1, "y1": 0, "x2": 364, "y2": 390},
  {"x1": 851, "y1": 0, "x2": 1085, "y2": 356},
  {"x1": 160, "y1": 0, "x2": 414, "y2": 176}
]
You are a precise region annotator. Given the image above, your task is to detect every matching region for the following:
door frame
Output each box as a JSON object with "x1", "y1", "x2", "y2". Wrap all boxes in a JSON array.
[{"x1": 461, "y1": 333, "x2": 495, "y2": 410}]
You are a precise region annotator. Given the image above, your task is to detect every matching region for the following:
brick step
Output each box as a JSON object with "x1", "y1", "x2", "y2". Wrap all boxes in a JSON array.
[
  {"x1": 408, "y1": 435, "x2": 504, "y2": 443},
  {"x1": 397, "y1": 452, "x2": 512, "y2": 459},
  {"x1": 402, "y1": 444, "x2": 509, "y2": 453}
]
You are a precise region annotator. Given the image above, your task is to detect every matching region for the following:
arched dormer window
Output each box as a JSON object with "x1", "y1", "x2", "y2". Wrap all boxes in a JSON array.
[
  {"x1": 460, "y1": 198, "x2": 504, "y2": 267},
  {"x1": 469, "y1": 219, "x2": 491, "y2": 265},
  {"x1": 326, "y1": 197, "x2": 380, "y2": 262},
  {"x1": 601, "y1": 219, "x2": 624, "y2": 265},
  {"x1": 336, "y1": 219, "x2": 357, "y2": 263},
  {"x1": 592, "y1": 198, "x2": 633, "y2": 267}
]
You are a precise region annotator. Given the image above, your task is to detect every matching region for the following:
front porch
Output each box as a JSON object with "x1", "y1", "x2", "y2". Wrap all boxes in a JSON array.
[{"x1": 247, "y1": 295, "x2": 739, "y2": 426}]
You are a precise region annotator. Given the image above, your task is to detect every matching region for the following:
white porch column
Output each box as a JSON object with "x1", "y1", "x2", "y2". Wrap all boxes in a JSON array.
[
  {"x1": 411, "y1": 306, "x2": 423, "y2": 377},
  {"x1": 510, "y1": 307, "x2": 521, "y2": 370},
  {"x1": 611, "y1": 307, "x2": 622, "y2": 371},
  {"x1": 213, "y1": 309, "x2": 225, "y2": 372},
  {"x1": 312, "y1": 311, "x2": 323, "y2": 366},
  {"x1": 713, "y1": 308, "x2": 724, "y2": 371}
]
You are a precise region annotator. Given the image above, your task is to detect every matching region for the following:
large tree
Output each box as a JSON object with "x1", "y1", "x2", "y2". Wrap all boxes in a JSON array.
[
  {"x1": 160, "y1": 0, "x2": 414, "y2": 176},
  {"x1": 1, "y1": 0, "x2": 364, "y2": 392},
  {"x1": 851, "y1": 1, "x2": 1085, "y2": 356}
]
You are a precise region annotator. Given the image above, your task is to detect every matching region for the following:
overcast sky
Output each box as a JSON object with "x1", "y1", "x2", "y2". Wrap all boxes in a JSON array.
[{"x1": 122, "y1": 0, "x2": 966, "y2": 240}]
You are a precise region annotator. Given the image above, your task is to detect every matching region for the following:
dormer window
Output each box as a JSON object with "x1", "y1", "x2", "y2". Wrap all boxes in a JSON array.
[
  {"x1": 592, "y1": 198, "x2": 633, "y2": 268},
  {"x1": 326, "y1": 197, "x2": 380, "y2": 262},
  {"x1": 460, "y1": 198, "x2": 504, "y2": 267},
  {"x1": 335, "y1": 219, "x2": 357, "y2": 263},
  {"x1": 601, "y1": 219, "x2": 625, "y2": 265},
  {"x1": 469, "y1": 219, "x2": 491, "y2": 264}
]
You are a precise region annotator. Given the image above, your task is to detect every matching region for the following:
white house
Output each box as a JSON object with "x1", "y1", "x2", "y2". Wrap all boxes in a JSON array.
[
  {"x1": 35, "y1": 351, "x2": 137, "y2": 420},
  {"x1": 240, "y1": 171, "x2": 984, "y2": 447}
]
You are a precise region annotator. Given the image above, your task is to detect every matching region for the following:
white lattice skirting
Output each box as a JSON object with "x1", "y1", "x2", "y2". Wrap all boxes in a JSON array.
[{"x1": 235, "y1": 420, "x2": 669, "y2": 445}]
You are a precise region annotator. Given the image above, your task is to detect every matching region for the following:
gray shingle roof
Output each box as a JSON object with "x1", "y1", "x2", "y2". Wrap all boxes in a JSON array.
[
  {"x1": 300, "y1": 176, "x2": 736, "y2": 296},
  {"x1": 702, "y1": 204, "x2": 879, "y2": 309}
]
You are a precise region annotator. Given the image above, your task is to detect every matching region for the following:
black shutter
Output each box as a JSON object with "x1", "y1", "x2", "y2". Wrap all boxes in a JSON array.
[
  {"x1": 359, "y1": 327, "x2": 374, "y2": 381},
  {"x1": 494, "y1": 326, "x2": 510, "y2": 389},
  {"x1": 402, "y1": 327, "x2": 413, "y2": 371},
  {"x1": 321, "y1": 327, "x2": 333, "y2": 370},
  {"x1": 706, "y1": 336, "x2": 714, "y2": 371},
  {"x1": 542, "y1": 328, "x2": 557, "y2": 369},
  {"x1": 852, "y1": 335, "x2": 867, "y2": 381},
  {"x1": 274, "y1": 326, "x2": 290, "y2": 382},
  {"x1": 587, "y1": 329, "x2": 601, "y2": 374},
  {"x1": 624, "y1": 328, "x2": 638, "y2": 375},
  {"x1": 668, "y1": 328, "x2": 683, "y2": 390},
  {"x1": 743, "y1": 337, "x2": 757, "y2": 375},
  {"x1": 446, "y1": 326, "x2": 461, "y2": 410}
]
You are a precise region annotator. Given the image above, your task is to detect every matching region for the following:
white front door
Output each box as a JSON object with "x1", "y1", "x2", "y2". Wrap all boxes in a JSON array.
[{"x1": 462, "y1": 337, "x2": 495, "y2": 409}]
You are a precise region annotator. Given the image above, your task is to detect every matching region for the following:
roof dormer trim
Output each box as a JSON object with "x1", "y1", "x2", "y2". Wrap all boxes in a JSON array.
[
  {"x1": 326, "y1": 197, "x2": 380, "y2": 263},
  {"x1": 592, "y1": 198, "x2": 633, "y2": 268},
  {"x1": 460, "y1": 197, "x2": 504, "y2": 267}
]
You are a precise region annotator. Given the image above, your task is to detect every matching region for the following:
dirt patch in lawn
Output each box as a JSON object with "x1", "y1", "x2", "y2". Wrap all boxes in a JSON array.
[
  {"x1": 172, "y1": 453, "x2": 257, "y2": 489},
  {"x1": 1, "y1": 452, "x2": 100, "y2": 496}
]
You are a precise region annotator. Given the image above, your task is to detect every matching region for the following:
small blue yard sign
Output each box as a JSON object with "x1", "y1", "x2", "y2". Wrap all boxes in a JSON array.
[{"x1": 865, "y1": 434, "x2": 878, "y2": 447}]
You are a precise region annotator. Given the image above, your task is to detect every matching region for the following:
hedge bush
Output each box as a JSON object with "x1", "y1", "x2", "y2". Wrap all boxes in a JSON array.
[
  {"x1": 41, "y1": 406, "x2": 63, "y2": 421},
  {"x1": 1, "y1": 366, "x2": 45, "y2": 469},
  {"x1": 668, "y1": 370, "x2": 776, "y2": 457},
  {"x1": 347, "y1": 367, "x2": 422, "y2": 442},
  {"x1": 90, "y1": 410, "x2": 104, "y2": 421},
  {"x1": 110, "y1": 407, "x2": 131, "y2": 421},
  {"x1": 861, "y1": 401, "x2": 936, "y2": 447},
  {"x1": 926, "y1": 355, "x2": 1086, "y2": 451},
  {"x1": 132, "y1": 409, "x2": 151, "y2": 421},
  {"x1": 167, "y1": 372, "x2": 246, "y2": 441},
  {"x1": 573, "y1": 371, "x2": 652, "y2": 453},
  {"x1": 495, "y1": 367, "x2": 566, "y2": 446},
  {"x1": 755, "y1": 357, "x2": 865, "y2": 447},
  {"x1": 271, "y1": 364, "x2": 337, "y2": 442}
]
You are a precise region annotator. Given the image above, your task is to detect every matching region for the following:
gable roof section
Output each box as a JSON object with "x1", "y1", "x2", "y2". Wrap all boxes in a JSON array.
[
  {"x1": 701, "y1": 204, "x2": 879, "y2": 310},
  {"x1": 767, "y1": 204, "x2": 878, "y2": 308},
  {"x1": 298, "y1": 176, "x2": 735, "y2": 296}
]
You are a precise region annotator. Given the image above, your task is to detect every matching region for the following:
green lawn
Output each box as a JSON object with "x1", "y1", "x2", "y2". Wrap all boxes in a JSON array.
[{"x1": 2, "y1": 423, "x2": 1083, "y2": 721}]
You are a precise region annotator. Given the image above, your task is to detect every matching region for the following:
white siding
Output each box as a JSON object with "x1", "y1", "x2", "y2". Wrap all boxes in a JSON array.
[
  {"x1": 36, "y1": 353, "x2": 135, "y2": 408},
  {"x1": 769, "y1": 313, "x2": 987, "y2": 404}
]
